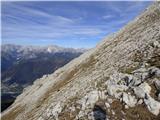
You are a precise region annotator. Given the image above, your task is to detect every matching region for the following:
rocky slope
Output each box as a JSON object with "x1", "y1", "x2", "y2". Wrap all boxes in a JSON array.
[{"x1": 1, "y1": 2, "x2": 160, "y2": 120}]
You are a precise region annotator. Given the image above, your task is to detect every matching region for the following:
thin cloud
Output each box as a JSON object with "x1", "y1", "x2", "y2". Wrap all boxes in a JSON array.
[
  {"x1": 102, "y1": 15, "x2": 114, "y2": 20},
  {"x1": 1, "y1": 1, "x2": 152, "y2": 48}
]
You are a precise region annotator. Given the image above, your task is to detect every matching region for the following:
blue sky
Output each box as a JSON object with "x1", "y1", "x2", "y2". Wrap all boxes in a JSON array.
[{"x1": 2, "y1": 1, "x2": 152, "y2": 48}]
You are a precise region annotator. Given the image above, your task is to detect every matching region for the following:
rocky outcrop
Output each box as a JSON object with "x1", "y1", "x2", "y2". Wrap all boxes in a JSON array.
[
  {"x1": 134, "y1": 82, "x2": 151, "y2": 99},
  {"x1": 144, "y1": 94, "x2": 160, "y2": 116},
  {"x1": 1, "y1": 2, "x2": 160, "y2": 120},
  {"x1": 105, "y1": 67, "x2": 160, "y2": 116}
]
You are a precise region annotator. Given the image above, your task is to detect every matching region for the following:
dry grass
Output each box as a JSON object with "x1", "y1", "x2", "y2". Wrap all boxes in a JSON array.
[
  {"x1": 124, "y1": 104, "x2": 160, "y2": 120},
  {"x1": 109, "y1": 100, "x2": 124, "y2": 119},
  {"x1": 79, "y1": 55, "x2": 97, "y2": 70},
  {"x1": 1, "y1": 105, "x2": 24, "y2": 120},
  {"x1": 119, "y1": 64, "x2": 140, "y2": 74},
  {"x1": 108, "y1": 99, "x2": 160, "y2": 120},
  {"x1": 58, "y1": 96, "x2": 81, "y2": 120},
  {"x1": 147, "y1": 55, "x2": 160, "y2": 68}
]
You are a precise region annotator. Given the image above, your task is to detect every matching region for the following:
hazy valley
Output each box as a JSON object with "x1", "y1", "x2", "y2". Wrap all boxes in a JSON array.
[{"x1": 1, "y1": 44, "x2": 85, "y2": 111}]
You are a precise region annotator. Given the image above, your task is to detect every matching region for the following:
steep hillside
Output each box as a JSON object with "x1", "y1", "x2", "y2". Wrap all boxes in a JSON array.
[{"x1": 2, "y1": 2, "x2": 160, "y2": 120}]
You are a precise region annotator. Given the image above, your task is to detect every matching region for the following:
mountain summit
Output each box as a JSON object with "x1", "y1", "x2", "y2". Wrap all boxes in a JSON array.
[{"x1": 2, "y1": 2, "x2": 160, "y2": 120}]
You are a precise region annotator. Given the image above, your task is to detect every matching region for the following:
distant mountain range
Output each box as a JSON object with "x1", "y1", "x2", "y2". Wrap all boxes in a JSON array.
[
  {"x1": 1, "y1": 44, "x2": 85, "y2": 72},
  {"x1": 1, "y1": 44, "x2": 86, "y2": 111}
]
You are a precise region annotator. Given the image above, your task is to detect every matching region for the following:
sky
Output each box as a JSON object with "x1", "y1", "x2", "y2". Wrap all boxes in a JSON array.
[{"x1": 1, "y1": 1, "x2": 152, "y2": 48}]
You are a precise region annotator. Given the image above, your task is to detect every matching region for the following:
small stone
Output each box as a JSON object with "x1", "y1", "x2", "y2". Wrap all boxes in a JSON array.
[
  {"x1": 137, "y1": 99, "x2": 143, "y2": 105},
  {"x1": 69, "y1": 106, "x2": 75, "y2": 112},
  {"x1": 38, "y1": 117, "x2": 44, "y2": 120},
  {"x1": 98, "y1": 91, "x2": 107, "y2": 100},
  {"x1": 121, "y1": 111, "x2": 126, "y2": 115},
  {"x1": 105, "y1": 102, "x2": 110, "y2": 108},
  {"x1": 152, "y1": 41, "x2": 160, "y2": 48},
  {"x1": 107, "y1": 98, "x2": 113, "y2": 104},
  {"x1": 149, "y1": 67, "x2": 160, "y2": 78},
  {"x1": 111, "y1": 110, "x2": 115, "y2": 115},
  {"x1": 158, "y1": 93, "x2": 160, "y2": 101},
  {"x1": 125, "y1": 105, "x2": 129, "y2": 109}
]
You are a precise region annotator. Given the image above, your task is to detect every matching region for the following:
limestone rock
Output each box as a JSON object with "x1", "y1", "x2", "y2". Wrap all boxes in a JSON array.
[
  {"x1": 149, "y1": 67, "x2": 160, "y2": 77},
  {"x1": 122, "y1": 92, "x2": 137, "y2": 107},
  {"x1": 152, "y1": 41, "x2": 160, "y2": 48},
  {"x1": 79, "y1": 90, "x2": 99, "y2": 111},
  {"x1": 137, "y1": 99, "x2": 143, "y2": 105},
  {"x1": 144, "y1": 95, "x2": 160, "y2": 116},
  {"x1": 134, "y1": 82, "x2": 151, "y2": 99},
  {"x1": 132, "y1": 67, "x2": 149, "y2": 82},
  {"x1": 158, "y1": 94, "x2": 160, "y2": 101},
  {"x1": 154, "y1": 80, "x2": 160, "y2": 91},
  {"x1": 106, "y1": 84, "x2": 128, "y2": 99}
]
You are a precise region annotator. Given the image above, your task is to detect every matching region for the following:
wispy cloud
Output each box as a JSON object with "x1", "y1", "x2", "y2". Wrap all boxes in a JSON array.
[
  {"x1": 102, "y1": 15, "x2": 114, "y2": 20},
  {"x1": 1, "y1": 1, "x2": 152, "y2": 48}
]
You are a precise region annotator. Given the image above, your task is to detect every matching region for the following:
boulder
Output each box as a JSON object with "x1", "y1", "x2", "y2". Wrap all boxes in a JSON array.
[
  {"x1": 134, "y1": 82, "x2": 151, "y2": 99},
  {"x1": 132, "y1": 68, "x2": 149, "y2": 81},
  {"x1": 154, "y1": 80, "x2": 160, "y2": 91},
  {"x1": 149, "y1": 67, "x2": 160, "y2": 78},
  {"x1": 79, "y1": 91, "x2": 99, "y2": 111},
  {"x1": 122, "y1": 92, "x2": 137, "y2": 107},
  {"x1": 144, "y1": 95, "x2": 160, "y2": 116},
  {"x1": 106, "y1": 84, "x2": 128, "y2": 99},
  {"x1": 134, "y1": 87, "x2": 146, "y2": 98}
]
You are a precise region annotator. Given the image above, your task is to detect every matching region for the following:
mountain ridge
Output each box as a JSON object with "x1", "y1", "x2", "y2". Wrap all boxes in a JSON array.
[{"x1": 1, "y1": 44, "x2": 86, "y2": 72}]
